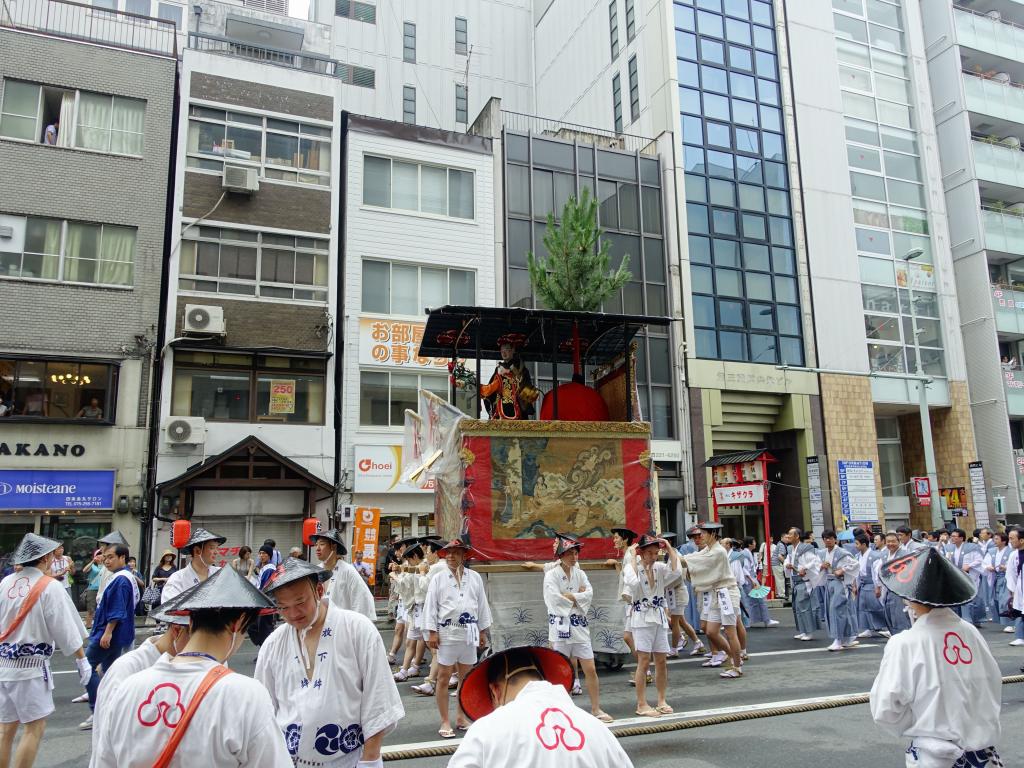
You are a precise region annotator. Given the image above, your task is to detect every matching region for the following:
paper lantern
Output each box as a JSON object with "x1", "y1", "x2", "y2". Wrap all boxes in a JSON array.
[
  {"x1": 302, "y1": 517, "x2": 321, "y2": 546},
  {"x1": 540, "y1": 381, "x2": 610, "y2": 422},
  {"x1": 171, "y1": 520, "x2": 191, "y2": 550}
]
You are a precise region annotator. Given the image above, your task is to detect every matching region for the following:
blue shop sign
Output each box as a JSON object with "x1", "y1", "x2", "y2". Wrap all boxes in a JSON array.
[{"x1": 0, "y1": 470, "x2": 116, "y2": 511}]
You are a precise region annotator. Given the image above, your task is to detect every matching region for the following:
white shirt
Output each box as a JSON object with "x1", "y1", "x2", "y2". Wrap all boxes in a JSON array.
[
  {"x1": 423, "y1": 566, "x2": 493, "y2": 645},
  {"x1": 92, "y1": 655, "x2": 291, "y2": 767},
  {"x1": 622, "y1": 559, "x2": 682, "y2": 629},
  {"x1": 543, "y1": 564, "x2": 593, "y2": 644},
  {"x1": 160, "y1": 562, "x2": 220, "y2": 603},
  {"x1": 0, "y1": 567, "x2": 86, "y2": 681},
  {"x1": 90, "y1": 638, "x2": 163, "y2": 767},
  {"x1": 416, "y1": 561, "x2": 447, "y2": 632},
  {"x1": 449, "y1": 680, "x2": 634, "y2": 768},
  {"x1": 785, "y1": 546, "x2": 823, "y2": 588},
  {"x1": 321, "y1": 560, "x2": 376, "y2": 621},
  {"x1": 254, "y1": 604, "x2": 404, "y2": 767},
  {"x1": 946, "y1": 544, "x2": 983, "y2": 584},
  {"x1": 1006, "y1": 548, "x2": 1024, "y2": 612},
  {"x1": 870, "y1": 609, "x2": 1001, "y2": 763}
]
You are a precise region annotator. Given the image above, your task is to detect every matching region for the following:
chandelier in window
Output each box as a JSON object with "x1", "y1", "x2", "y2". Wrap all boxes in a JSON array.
[{"x1": 50, "y1": 373, "x2": 92, "y2": 386}]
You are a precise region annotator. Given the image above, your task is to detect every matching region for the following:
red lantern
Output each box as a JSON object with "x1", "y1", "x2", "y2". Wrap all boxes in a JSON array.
[
  {"x1": 171, "y1": 520, "x2": 191, "y2": 550},
  {"x1": 302, "y1": 517, "x2": 321, "y2": 546}
]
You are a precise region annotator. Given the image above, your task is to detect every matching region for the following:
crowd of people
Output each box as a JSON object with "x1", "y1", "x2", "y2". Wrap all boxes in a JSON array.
[{"x1": 0, "y1": 518, "x2": 1020, "y2": 767}]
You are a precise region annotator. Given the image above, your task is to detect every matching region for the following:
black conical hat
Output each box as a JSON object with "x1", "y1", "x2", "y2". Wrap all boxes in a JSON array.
[
  {"x1": 98, "y1": 530, "x2": 129, "y2": 547},
  {"x1": 261, "y1": 557, "x2": 332, "y2": 595},
  {"x1": 610, "y1": 527, "x2": 638, "y2": 542},
  {"x1": 11, "y1": 533, "x2": 62, "y2": 566},
  {"x1": 178, "y1": 527, "x2": 226, "y2": 552},
  {"x1": 878, "y1": 547, "x2": 977, "y2": 607},
  {"x1": 150, "y1": 580, "x2": 203, "y2": 626},
  {"x1": 309, "y1": 528, "x2": 347, "y2": 555},
  {"x1": 554, "y1": 534, "x2": 582, "y2": 557},
  {"x1": 166, "y1": 563, "x2": 275, "y2": 615},
  {"x1": 420, "y1": 536, "x2": 446, "y2": 553}
]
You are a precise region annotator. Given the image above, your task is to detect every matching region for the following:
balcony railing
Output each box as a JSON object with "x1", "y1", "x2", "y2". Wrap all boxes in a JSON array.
[
  {"x1": 992, "y1": 282, "x2": 1024, "y2": 336},
  {"x1": 972, "y1": 136, "x2": 1024, "y2": 187},
  {"x1": 0, "y1": 0, "x2": 176, "y2": 57},
  {"x1": 984, "y1": 206, "x2": 1024, "y2": 257},
  {"x1": 187, "y1": 31, "x2": 375, "y2": 87},
  {"x1": 1003, "y1": 367, "x2": 1024, "y2": 416},
  {"x1": 955, "y1": 5, "x2": 1024, "y2": 62},
  {"x1": 501, "y1": 110, "x2": 658, "y2": 156}
]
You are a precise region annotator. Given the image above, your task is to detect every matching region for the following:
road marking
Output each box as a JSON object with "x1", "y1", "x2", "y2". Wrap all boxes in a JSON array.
[{"x1": 616, "y1": 643, "x2": 881, "y2": 670}]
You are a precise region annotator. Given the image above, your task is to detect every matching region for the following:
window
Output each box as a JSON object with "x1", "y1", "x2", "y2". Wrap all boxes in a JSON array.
[
  {"x1": 0, "y1": 80, "x2": 145, "y2": 155},
  {"x1": 609, "y1": 0, "x2": 619, "y2": 60},
  {"x1": 126, "y1": 0, "x2": 150, "y2": 12},
  {"x1": 455, "y1": 83, "x2": 468, "y2": 124},
  {"x1": 157, "y1": 2, "x2": 183, "y2": 29},
  {"x1": 178, "y1": 227, "x2": 329, "y2": 302},
  {"x1": 0, "y1": 357, "x2": 117, "y2": 422},
  {"x1": 455, "y1": 16, "x2": 468, "y2": 54},
  {"x1": 172, "y1": 352, "x2": 326, "y2": 424},
  {"x1": 403, "y1": 86, "x2": 416, "y2": 124},
  {"x1": 185, "y1": 106, "x2": 331, "y2": 186},
  {"x1": 403, "y1": 21, "x2": 416, "y2": 63},
  {"x1": 628, "y1": 56, "x2": 640, "y2": 122},
  {"x1": 0, "y1": 214, "x2": 135, "y2": 286},
  {"x1": 360, "y1": 370, "x2": 450, "y2": 427},
  {"x1": 362, "y1": 155, "x2": 475, "y2": 219},
  {"x1": 361, "y1": 259, "x2": 475, "y2": 314},
  {"x1": 336, "y1": 0, "x2": 376, "y2": 23},
  {"x1": 613, "y1": 73, "x2": 623, "y2": 133},
  {"x1": 625, "y1": 0, "x2": 636, "y2": 41}
]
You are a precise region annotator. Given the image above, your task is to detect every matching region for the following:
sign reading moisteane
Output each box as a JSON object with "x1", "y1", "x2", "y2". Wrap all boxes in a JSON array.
[
  {"x1": 838, "y1": 460, "x2": 878, "y2": 523},
  {"x1": 968, "y1": 461, "x2": 990, "y2": 527},
  {"x1": 806, "y1": 457, "x2": 825, "y2": 537},
  {"x1": 0, "y1": 469, "x2": 116, "y2": 510}
]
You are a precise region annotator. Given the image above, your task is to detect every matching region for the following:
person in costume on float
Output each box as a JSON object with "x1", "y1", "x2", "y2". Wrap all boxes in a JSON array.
[
  {"x1": 681, "y1": 522, "x2": 745, "y2": 678},
  {"x1": 88, "y1": 585, "x2": 197, "y2": 767},
  {"x1": 622, "y1": 533, "x2": 681, "y2": 715},
  {"x1": 255, "y1": 559, "x2": 403, "y2": 768},
  {"x1": 870, "y1": 547, "x2": 1002, "y2": 768},
  {"x1": 410, "y1": 537, "x2": 451, "y2": 697},
  {"x1": 479, "y1": 335, "x2": 538, "y2": 420},
  {"x1": 310, "y1": 528, "x2": 376, "y2": 621},
  {"x1": 422, "y1": 536, "x2": 492, "y2": 739},
  {"x1": 450, "y1": 646, "x2": 632, "y2": 768},
  {"x1": 160, "y1": 528, "x2": 226, "y2": 603},
  {"x1": 543, "y1": 534, "x2": 612, "y2": 723},
  {"x1": 0, "y1": 534, "x2": 90, "y2": 768},
  {"x1": 92, "y1": 566, "x2": 291, "y2": 767}
]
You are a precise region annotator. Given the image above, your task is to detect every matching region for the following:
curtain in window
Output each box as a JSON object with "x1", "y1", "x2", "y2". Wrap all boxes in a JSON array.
[
  {"x1": 64, "y1": 222, "x2": 100, "y2": 283},
  {"x1": 22, "y1": 218, "x2": 61, "y2": 280},
  {"x1": 98, "y1": 225, "x2": 135, "y2": 285},
  {"x1": 109, "y1": 98, "x2": 145, "y2": 155},
  {"x1": 76, "y1": 93, "x2": 111, "y2": 152},
  {"x1": 57, "y1": 92, "x2": 75, "y2": 148}
]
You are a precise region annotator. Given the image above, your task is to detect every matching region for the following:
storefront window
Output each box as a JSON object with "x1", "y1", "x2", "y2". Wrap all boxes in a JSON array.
[
  {"x1": 0, "y1": 356, "x2": 117, "y2": 421},
  {"x1": 171, "y1": 351, "x2": 326, "y2": 424}
]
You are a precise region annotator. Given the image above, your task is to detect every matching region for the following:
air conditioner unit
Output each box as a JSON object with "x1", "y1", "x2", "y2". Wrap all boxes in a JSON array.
[
  {"x1": 163, "y1": 417, "x2": 207, "y2": 446},
  {"x1": 338, "y1": 504, "x2": 356, "y2": 523},
  {"x1": 183, "y1": 304, "x2": 226, "y2": 336},
  {"x1": 222, "y1": 164, "x2": 259, "y2": 194}
]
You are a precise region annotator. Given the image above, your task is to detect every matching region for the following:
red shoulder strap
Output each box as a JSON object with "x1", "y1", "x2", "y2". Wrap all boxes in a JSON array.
[
  {"x1": 152, "y1": 665, "x2": 233, "y2": 768},
  {"x1": 0, "y1": 575, "x2": 55, "y2": 642}
]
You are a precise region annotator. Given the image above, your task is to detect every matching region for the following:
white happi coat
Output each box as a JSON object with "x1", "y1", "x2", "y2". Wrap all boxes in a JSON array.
[
  {"x1": 160, "y1": 562, "x2": 220, "y2": 603},
  {"x1": 89, "y1": 638, "x2": 162, "y2": 768},
  {"x1": 448, "y1": 680, "x2": 634, "y2": 768},
  {"x1": 423, "y1": 566, "x2": 493, "y2": 646},
  {"x1": 870, "y1": 609, "x2": 1001, "y2": 766},
  {"x1": 543, "y1": 564, "x2": 593, "y2": 644},
  {"x1": 255, "y1": 604, "x2": 404, "y2": 767},
  {"x1": 322, "y1": 560, "x2": 376, "y2": 621},
  {"x1": 93, "y1": 655, "x2": 291, "y2": 767},
  {"x1": 622, "y1": 559, "x2": 682, "y2": 630},
  {"x1": 415, "y1": 561, "x2": 447, "y2": 633},
  {"x1": 0, "y1": 567, "x2": 86, "y2": 683},
  {"x1": 1006, "y1": 548, "x2": 1024, "y2": 613}
]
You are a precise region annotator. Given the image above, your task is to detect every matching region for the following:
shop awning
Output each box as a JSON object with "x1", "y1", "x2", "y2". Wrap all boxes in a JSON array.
[{"x1": 703, "y1": 449, "x2": 777, "y2": 468}]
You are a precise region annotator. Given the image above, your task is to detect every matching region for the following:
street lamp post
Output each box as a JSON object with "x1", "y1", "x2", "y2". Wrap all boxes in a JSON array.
[{"x1": 902, "y1": 249, "x2": 944, "y2": 530}]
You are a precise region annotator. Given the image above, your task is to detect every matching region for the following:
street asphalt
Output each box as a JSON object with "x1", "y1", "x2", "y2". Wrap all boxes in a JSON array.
[{"x1": 31, "y1": 607, "x2": 1024, "y2": 767}]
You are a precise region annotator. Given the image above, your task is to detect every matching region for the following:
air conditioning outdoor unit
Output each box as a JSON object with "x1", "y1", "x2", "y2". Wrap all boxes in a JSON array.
[
  {"x1": 183, "y1": 304, "x2": 226, "y2": 336},
  {"x1": 164, "y1": 417, "x2": 207, "y2": 446},
  {"x1": 338, "y1": 504, "x2": 356, "y2": 523},
  {"x1": 222, "y1": 164, "x2": 259, "y2": 194}
]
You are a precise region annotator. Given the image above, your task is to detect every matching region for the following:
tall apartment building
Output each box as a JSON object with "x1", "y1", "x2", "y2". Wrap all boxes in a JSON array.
[{"x1": 0, "y1": 0, "x2": 176, "y2": 574}]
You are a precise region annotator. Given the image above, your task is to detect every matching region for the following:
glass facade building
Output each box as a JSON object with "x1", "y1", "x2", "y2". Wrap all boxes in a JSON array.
[
  {"x1": 675, "y1": 0, "x2": 804, "y2": 366},
  {"x1": 502, "y1": 131, "x2": 675, "y2": 439}
]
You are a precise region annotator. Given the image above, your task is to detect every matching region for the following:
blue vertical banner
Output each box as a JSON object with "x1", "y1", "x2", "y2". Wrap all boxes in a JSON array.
[{"x1": 0, "y1": 470, "x2": 116, "y2": 510}]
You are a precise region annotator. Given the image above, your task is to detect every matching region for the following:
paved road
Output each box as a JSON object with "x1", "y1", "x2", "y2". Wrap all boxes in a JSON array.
[{"x1": 34, "y1": 610, "x2": 1024, "y2": 767}]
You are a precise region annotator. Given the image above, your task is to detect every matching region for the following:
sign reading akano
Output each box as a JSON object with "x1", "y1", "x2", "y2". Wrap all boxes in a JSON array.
[{"x1": 0, "y1": 469, "x2": 116, "y2": 510}]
